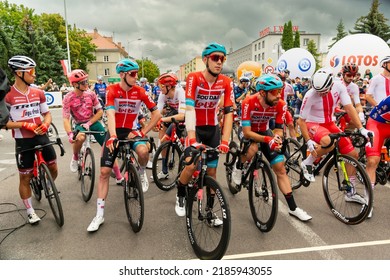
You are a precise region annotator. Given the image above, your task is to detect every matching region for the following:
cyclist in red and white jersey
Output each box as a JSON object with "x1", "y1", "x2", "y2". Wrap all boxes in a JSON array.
[
  {"x1": 174, "y1": 42, "x2": 233, "y2": 222},
  {"x1": 298, "y1": 68, "x2": 372, "y2": 203},
  {"x1": 5, "y1": 55, "x2": 57, "y2": 224},
  {"x1": 277, "y1": 70, "x2": 297, "y2": 139},
  {"x1": 87, "y1": 59, "x2": 161, "y2": 232},
  {"x1": 366, "y1": 56, "x2": 390, "y2": 106}
]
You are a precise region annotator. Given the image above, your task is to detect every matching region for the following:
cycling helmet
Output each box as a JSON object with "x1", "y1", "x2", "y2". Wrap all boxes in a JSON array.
[
  {"x1": 8, "y1": 55, "x2": 36, "y2": 71},
  {"x1": 255, "y1": 74, "x2": 283, "y2": 92},
  {"x1": 239, "y1": 76, "x2": 250, "y2": 83},
  {"x1": 68, "y1": 69, "x2": 89, "y2": 83},
  {"x1": 140, "y1": 77, "x2": 148, "y2": 83},
  {"x1": 312, "y1": 68, "x2": 334, "y2": 93},
  {"x1": 202, "y1": 42, "x2": 226, "y2": 58},
  {"x1": 380, "y1": 56, "x2": 390, "y2": 67},
  {"x1": 97, "y1": 75, "x2": 103, "y2": 80},
  {"x1": 277, "y1": 71, "x2": 287, "y2": 81},
  {"x1": 341, "y1": 63, "x2": 359, "y2": 75},
  {"x1": 115, "y1": 58, "x2": 139, "y2": 74},
  {"x1": 158, "y1": 73, "x2": 178, "y2": 87}
]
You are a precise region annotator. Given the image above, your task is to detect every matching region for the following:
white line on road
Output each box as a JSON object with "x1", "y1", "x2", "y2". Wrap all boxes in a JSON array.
[
  {"x1": 0, "y1": 168, "x2": 5, "y2": 172},
  {"x1": 0, "y1": 159, "x2": 16, "y2": 164}
]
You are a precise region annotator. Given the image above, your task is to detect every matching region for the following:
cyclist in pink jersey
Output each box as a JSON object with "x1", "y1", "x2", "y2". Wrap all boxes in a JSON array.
[
  {"x1": 298, "y1": 68, "x2": 372, "y2": 203},
  {"x1": 174, "y1": 42, "x2": 233, "y2": 223},
  {"x1": 87, "y1": 58, "x2": 161, "y2": 232},
  {"x1": 4, "y1": 55, "x2": 57, "y2": 224}
]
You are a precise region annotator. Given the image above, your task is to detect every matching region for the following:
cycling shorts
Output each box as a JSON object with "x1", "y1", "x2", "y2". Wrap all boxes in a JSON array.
[{"x1": 365, "y1": 118, "x2": 390, "y2": 157}]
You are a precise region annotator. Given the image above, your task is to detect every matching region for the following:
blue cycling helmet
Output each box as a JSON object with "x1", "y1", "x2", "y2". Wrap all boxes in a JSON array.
[
  {"x1": 202, "y1": 42, "x2": 226, "y2": 58},
  {"x1": 115, "y1": 58, "x2": 139, "y2": 74},
  {"x1": 255, "y1": 74, "x2": 283, "y2": 92}
]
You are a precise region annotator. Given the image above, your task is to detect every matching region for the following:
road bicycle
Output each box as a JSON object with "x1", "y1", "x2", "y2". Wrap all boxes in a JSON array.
[
  {"x1": 116, "y1": 138, "x2": 148, "y2": 233},
  {"x1": 23, "y1": 131, "x2": 66, "y2": 227},
  {"x1": 224, "y1": 140, "x2": 278, "y2": 232},
  {"x1": 284, "y1": 130, "x2": 373, "y2": 225},
  {"x1": 177, "y1": 146, "x2": 231, "y2": 260},
  {"x1": 73, "y1": 129, "x2": 105, "y2": 202},
  {"x1": 151, "y1": 118, "x2": 185, "y2": 191}
]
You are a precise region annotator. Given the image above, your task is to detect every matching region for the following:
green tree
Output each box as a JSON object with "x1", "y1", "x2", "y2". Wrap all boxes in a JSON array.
[
  {"x1": 329, "y1": 19, "x2": 348, "y2": 49},
  {"x1": 136, "y1": 58, "x2": 160, "y2": 83},
  {"x1": 281, "y1": 20, "x2": 294, "y2": 51},
  {"x1": 307, "y1": 40, "x2": 321, "y2": 70},
  {"x1": 350, "y1": 0, "x2": 390, "y2": 44},
  {"x1": 293, "y1": 30, "x2": 300, "y2": 48}
]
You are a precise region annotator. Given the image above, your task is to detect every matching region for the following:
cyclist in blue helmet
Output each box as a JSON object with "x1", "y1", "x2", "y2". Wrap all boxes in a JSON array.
[
  {"x1": 115, "y1": 58, "x2": 139, "y2": 88},
  {"x1": 202, "y1": 42, "x2": 227, "y2": 78}
]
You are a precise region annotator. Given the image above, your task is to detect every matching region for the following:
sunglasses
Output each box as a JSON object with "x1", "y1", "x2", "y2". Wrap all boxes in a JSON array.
[
  {"x1": 345, "y1": 73, "x2": 355, "y2": 78},
  {"x1": 267, "y1": 89, "x2": 282, "y2": 96},
  {"x1": 19, "y1": 68, "x2": 36, "y2": 76},
  {"x1": 78, "y1": 80, "x2": 89, "y2": 85},
  {"x1": 208, "y1": 54, "x2": 226, "y2": 63},
  {"x1": 125, "y1": 71, "x2": 138, "y2": 77}
]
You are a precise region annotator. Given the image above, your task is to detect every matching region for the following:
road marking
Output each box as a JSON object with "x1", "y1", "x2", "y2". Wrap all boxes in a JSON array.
[
  {"x1": 0, "y1": 159, "x2": 16, "y2": 164},
  {"x1": 0, "y1": 168, "x2": 5, "y2": 172}
]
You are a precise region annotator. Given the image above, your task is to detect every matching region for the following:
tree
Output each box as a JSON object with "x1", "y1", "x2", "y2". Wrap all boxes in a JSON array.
[
  {"x1": 307, "y1": 40, "x2": 321, "y2": 70},
  {"x1": 136, "y1": 58, "x2": 160, "y2": 83},
  {"x1": 293, "y1": 30, "x2": 300, "y2": 48},
  {"x1": 281, "y1": 20, "x2": 294, "y2": 51},
  {"x1": 329, "y1": 19, "x2": 348, "y2": 49},
  {"x1": 350, "y1": 0, "x2": 390, "y2": 44}
]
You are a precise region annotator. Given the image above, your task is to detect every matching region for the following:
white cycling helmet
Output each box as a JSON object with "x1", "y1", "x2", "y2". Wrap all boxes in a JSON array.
[
  {"x1": 140, "y1": 77, "x2": 147, "y2": 83},
  {"x1": 311, "y1": 68, "x2": 333, "y2": 94},
  {"x1": 380, "y1": 56, "x2": 390, "y2": 67},
  {"x1": 8, "y1": 55, "x2": 36, "y2": 71}
]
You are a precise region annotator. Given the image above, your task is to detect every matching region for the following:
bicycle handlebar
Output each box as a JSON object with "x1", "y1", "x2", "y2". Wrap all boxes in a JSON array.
[
  {"x1": 321, "y1": 130, "x2": 372, "y2": 149},
  {"x1": 184, "y1": 146, "x2": 220, "y2": 166}
]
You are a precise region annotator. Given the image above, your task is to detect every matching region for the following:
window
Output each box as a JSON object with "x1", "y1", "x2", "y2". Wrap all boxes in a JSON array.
[
  {"x1": 255, "y1": 44, "x2": 257, "y2": 51},
  {"x1": 254, "y1": 55, "x2": 257, "y2": 61},
  {"x1": 104, "y1": 68, "x2": 110, "y2": 76},
  {"x1": 262, "y1": 53, "x2": 264, "y2": 60},
  {"x1": 262, "y1": 41, "x2": 265, "y2": 48},
  {"x1": 103, "y1": 55, "x2": 109, "y2": 62},
  {"x1": 303, "y1": 38, "x2": 309, "y2": 46},
  {"x1": 258, "y1": 54, "x2": 260, "y2": 61},
  {"x1": 258, "y1": 42, "x2": 261, "y2": 49}
]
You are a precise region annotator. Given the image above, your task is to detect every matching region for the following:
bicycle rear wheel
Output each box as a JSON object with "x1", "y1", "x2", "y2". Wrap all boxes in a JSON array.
[
  {"x1": 225, "y1": 141, "x2": 239, "y2": 195},
  {"x1": 186, "y1": 176, "x2": 231, "y2": 260},
  {"x1": 322, "y1": 154, "x2": 373, "y2": 225},
  {"x1": 39, "y1": 163, "x2": 64, "y2": 227},
  {"x1": 124, "y1": 163, "x2": 144, "y2": 232},
  {"x1": 152, "y1": 141, "x2": 182, "y2": 191},
  {"x1": 284, "y1": 138, "x2": 304, "y2": 190},
  {"x1": 248, "y1": 159, "x2": 278, "y2": 232},
  {"x1": 81, "y1": 147, "x2": 95, "y2": 202}
]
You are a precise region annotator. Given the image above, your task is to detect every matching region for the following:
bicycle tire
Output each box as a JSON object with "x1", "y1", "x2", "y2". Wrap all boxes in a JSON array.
[
  {"x1": 186, "y1": 175, "x2": 231, "y2": 260},
  {"x1": 39, "y1": 163, "x2": 64, "y2": 227},
  {"x1": 81, "y1": 147, "x2": 95, "y2": 202},
  {"x1": 124, "y1": 162, "x2": 144, "y2": 233},
  {"x1": 284, "y1": 138, "x2": 304, "y2": 190},
  {"x1": 152, "y1": 141, "x2": 182, "y2": 191},
  {"x1": 225, "y1": 141, "x2": 239, "y2": 195},
  {"x1": 322, "y1": 154, "x2": 373, "y2": 225},
  {"x1": 30, "y1": 176, "x2": 42, "y2": 201},
  {"x1": 248, "y1": 159, "x2": 278, "y2": 232}
]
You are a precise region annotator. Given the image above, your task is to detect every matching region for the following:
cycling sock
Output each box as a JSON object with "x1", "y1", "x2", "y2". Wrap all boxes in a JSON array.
[
  {"x1": 162, "y1": 158, "x2": 168, "y2": 174},
  {"x1": 97, "y1": 198, "x2": 105, "y2": 217},
  {"x1": 23, "y1": 197, "x2": 34, "y2": 214},
  {"x1": 112, "y1": 165, "x2": 122, "y2": 179},
  {"x1": 73, "y1": 153, "x2": 78, "y2": 160},
  {"x1": 177, "y1": 180, "x2": 186, "y2": 197},
  {"x1": 303, "y1": 154, "x2": 315, "y2": 166},
  {"x1": 284, "y1": 192, "x2": 297, "y2": 211}
]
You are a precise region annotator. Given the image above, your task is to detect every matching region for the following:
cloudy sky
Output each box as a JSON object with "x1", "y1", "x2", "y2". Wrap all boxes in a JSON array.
[{"x1": 6, "y1": 0, "x2": 390, "y2": 73}]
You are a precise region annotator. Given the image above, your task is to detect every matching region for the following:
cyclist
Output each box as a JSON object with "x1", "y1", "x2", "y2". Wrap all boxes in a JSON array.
[
  {"x1": 297, "y1": 68, "x2": 372, "y2": 202},
  {"x1": 62, "y1": 69, "x2": 124, "y2": 184},
  {"x1": 4, "y1": 55, "x2": 57, "y2": 224},
  {"x1": 233, "y1": 76, "x2": 250, "y2": 107},
  {"x1": 277, "y1": 70, "x2": 297, "y2": 139},
  {"x1": 87, "y1": 58, "x2": 161, "y2": 232},
  {"x1": 175, "y1": 42, "x2": 233, "y2": 223},
  {"x1": 140, "y1": 77, "x2": 151, "y2": 93},
  {"x1": 366, "y1": 56, "x2": 390, "y2": 107},
  {"x1": 94, "y1": 75, "x2": 107, "y2": 107},
  {"x1": 231, "y1": 74, "x2": 312, "y2": 221},
  {"x1": 154, "y1": 72, "x2": 186, "y2": 180}
]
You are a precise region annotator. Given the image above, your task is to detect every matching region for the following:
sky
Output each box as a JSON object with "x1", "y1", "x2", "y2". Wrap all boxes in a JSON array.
[{"x1": 5, "y1": 0, "x2": 390, "y2": 73}]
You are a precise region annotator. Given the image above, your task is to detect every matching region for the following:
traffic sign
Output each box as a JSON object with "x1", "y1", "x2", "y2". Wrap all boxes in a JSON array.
[{"x1": 264, "y1": 65, "x2": 274, "y2": 74}]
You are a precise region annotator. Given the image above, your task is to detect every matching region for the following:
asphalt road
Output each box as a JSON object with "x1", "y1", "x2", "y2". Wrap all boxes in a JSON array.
[{"x1": 1, "y1": 108, "x2": 390, "y2": 260}]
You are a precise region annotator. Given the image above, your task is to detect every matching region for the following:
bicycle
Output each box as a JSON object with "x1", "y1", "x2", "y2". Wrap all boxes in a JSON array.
[
  {"x1": 224, "y1": 140, "x2": 278, "y2": 232},
  {"x1": 73, "y1": 129, "x2": 106, "y2": 202},
  {"x1": 151, "y1": 118, "x2": 185, "y2": 191},
  {"x1": 284, "y1": 130, "x2": 373, "y2": 225},
  {"x1": 177, "y1": 145, "x2": 231, "y2": 260},
  {"x1": 116, "y1": 137, "x2": 148, "y2": 233},
  {"x1": 23, "y1": 132, "x2": 66, "y2": 227}
]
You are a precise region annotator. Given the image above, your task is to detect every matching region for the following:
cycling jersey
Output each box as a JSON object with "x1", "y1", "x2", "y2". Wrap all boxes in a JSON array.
[
  {"x1": 62, "y1": 90, "x2": 102, "y2": 124},
  {"x1": 241, "y1": 93, "x2": 286, "y2": 132},
  {"x1": 185, "y1": 72, "x2": 233, "y2": 126},
  {"x1": 281, "y1": 82, "x2": 294, "y2": 104},
  {"x1": 343, "y1": 80, "x2": 360, "y2": 105},
  {"x1": 370, "y1": 95, "x2": 390, "y2": 123},
  {"x1": 106, "y1": 83, "x2": 157, "y2": 129},
  {"x1": 152, "y1": 85, "x2": 161, "y2": 102},
  {"x1": 5, "y1": 86, "x2": 48, "y2": 139},
  {"x1": 300, "y1": 81, "x2": 351, "y2": 124},
  {"x1": 366, "y1": 74, "x2": 390, "y2": 104},
  {"x1": 233, "y1": 85, "x2": 247, "y2": 103},
  {"x1": 94, "y1": 82, "x2": 107, "y2": 100},
  {"x1": 157, "y1": 86, "x2": 186, "y2": 115}
]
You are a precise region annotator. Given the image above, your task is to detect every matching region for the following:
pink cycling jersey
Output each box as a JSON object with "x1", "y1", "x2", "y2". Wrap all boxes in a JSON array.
[{"x1": 62, "y1": 90, "x2": 102, "y2": 124}]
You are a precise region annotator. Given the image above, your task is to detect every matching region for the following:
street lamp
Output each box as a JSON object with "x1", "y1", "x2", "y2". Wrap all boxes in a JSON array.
[
  {"x1": 127, "y1": 38, "x2": 142, "y2": 58},
  {"x1": 27, "y1": 24, "x2": 35, "y2": 60},
  {"x1": 63, "y1": 0, "x2": 71, "y2": 73}
]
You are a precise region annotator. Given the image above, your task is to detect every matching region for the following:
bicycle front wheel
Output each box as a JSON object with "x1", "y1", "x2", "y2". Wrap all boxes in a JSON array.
[
  {"x1": 186, "y1": 176, "x2": 231, "y2": 260},
  {"x1": 284, "y1": 138, "x2": 305, "y2": 190},
  {"x1": 124, "y1": 163, "x2": 144, "y2": 233},
  {"x1": 39, "y1": 163, "x2": 64, "y2": 227},
  {"x1": 30, "y1": 176, "x2": 42, "y2": 201},
  {"x1": 81, "y1": 147, "x2": 95, "y2": 202},
  {"x1": 248, "y1": 159, "x2": 278, "y2": 232},
  {"x1": 225, "y1": 141, "x2": 239, "y2": 195},
  {"x1": 152, "y1": 141, "x2": 182, "y2": 191},
  {"x1": 323, "y1": 154, "x2": 373, "y2": 225}
]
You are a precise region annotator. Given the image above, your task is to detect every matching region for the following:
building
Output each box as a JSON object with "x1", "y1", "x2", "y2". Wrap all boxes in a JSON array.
[{"x1": 86, "y1": 28, "x2": 128, "y2": 83}]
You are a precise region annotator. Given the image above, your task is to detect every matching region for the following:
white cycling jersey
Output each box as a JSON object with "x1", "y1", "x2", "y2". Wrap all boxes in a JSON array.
[
  {"x1": 300, "y1": 81, "x2": 351, "y2": 123},
  {"x1": 344, "y1": 80, "x2": 360, "y2": 105},
  {"x1": 366, "y1": 74, "x2": 390, "y2": 104},
  {"x1": 157, "y1": 85, "x2": 186, "y2": 115}
]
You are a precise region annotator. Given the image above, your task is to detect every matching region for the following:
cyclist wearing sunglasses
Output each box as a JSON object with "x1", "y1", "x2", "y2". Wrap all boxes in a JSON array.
[
  {"x1": 232, "y1": 74, "x2": 312, "y2": 222},
  {"x1": 174, "y1": 42, "x2": 233, "y2": 221},
  {"x1": 4, "y1": 55, "x2": 57, "y2": 224},
  {"x1": 87, "y1": 58, "x2": 161, "y2": 232}
]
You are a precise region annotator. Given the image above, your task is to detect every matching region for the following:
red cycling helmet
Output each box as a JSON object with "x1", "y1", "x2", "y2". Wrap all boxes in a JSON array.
[
  {"x1": 341, "y1": 63, "x2": 359, "y2": 76},
  {"x1": 68, "y1": 69, "x2": 88, "y2": 83},
  {"x1": 158, "y1": 73, "x2": 178, "y2": 87}
]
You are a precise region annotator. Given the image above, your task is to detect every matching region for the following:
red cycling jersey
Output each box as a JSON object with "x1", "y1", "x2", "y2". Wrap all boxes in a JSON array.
[
  {"x1": 106, "y1": 83, "x2": 157, "y2": 130},
  {"x1": 241, "y1": 93, "x2": 287, "y2": 132},
  {"x1": 5, "y1": 86, "x2": 48, "y2": 139},
  {"x1": 185, "y1": 72, "x2": 233, "y2": 126}
]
